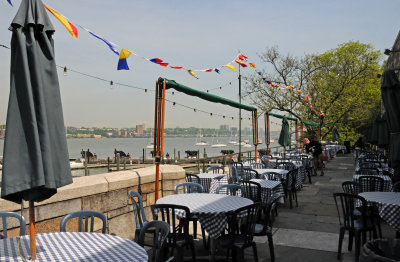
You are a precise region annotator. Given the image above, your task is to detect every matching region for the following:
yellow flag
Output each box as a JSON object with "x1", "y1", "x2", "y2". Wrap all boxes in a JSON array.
[
  {"x1": 119, "y1": 48, "x2": 134, "y2": 59},
  {"x1": 222, "y1": 64, "x2": 236, "y2": 71}
]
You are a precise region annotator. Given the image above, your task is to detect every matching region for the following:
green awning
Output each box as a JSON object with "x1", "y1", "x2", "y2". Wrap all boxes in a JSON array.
[
  {"x1": 267, "y1": 112, "x2": 319, "y2": 126},
  {"x1": 162, "y1": 78, "x2": 257, "y2": 112}
]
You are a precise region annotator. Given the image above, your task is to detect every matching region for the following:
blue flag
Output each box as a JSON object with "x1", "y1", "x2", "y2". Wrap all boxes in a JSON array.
[
  {"x1": 7, "y1": 0, "x2": 13, "y2": 6},
  {"x1": 87, "y1": 31, "x2": 119, "y2": 55}
]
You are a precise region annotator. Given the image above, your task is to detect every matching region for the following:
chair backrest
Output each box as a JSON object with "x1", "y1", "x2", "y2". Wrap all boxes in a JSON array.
[
  {"x1": 229, "y1": 162, "x2": 244, "y2": 183},
  {"x1": 60, "y1": 210, "x2": 107, "y2": 233},
  {"x1": 151, "y1": 204, "x2": 191, "y2": 247},
  {"x1": 138, "y1": 220, "x2": 170, "y2": 262},
  {"x1": 358, "y1": 176, "x2": 385, "y2": 192},
  {"x1": 243, "y1": 158, "x2": 256, "y2": 164},
  {"x1": 249, "y1": 162, "x2": 264, "y2": 169},
  {"x1": 258, "y1": 193, "x2": 281, "y2": 234},
  {"x1": 262, "y1": 172, "x2": 281, "y2": 181},
  {"x1": 174, "y1": 182, "x2": 204, "y2": 194},
  {"x1": 341, "y1": 181, "x2": 360, "y2": 195},
  {"x1": 333, "y1": 193, "x2": 369, "y2": 230},
  {"x1": 277, "y1": 162, "x2": 296, "y2": 171},
  {"x1": 186, "y1": 173, "x2": 201, "y2": 184},
  {"x1": 206, "y1": 166, "x2": 224, "y2": 174},
  {"x1": 240, "y1": 181, "x2": 262, "y2": 202},
  {"x1": 225, "y1": 203, "x2": 260, "y2": 246},
  {"x1": 286, "y1": 169, "x2": 298, "y2": 190},
  {"x1": 355, "y1": 168, "x2": 380, "y2": 176},
  {"x1": 393, "y1": 181, "x2": 400, "y2": 192},
  {"x1": 216, "y1": 184, "x2": 244, "y2": 196},
  {"x1": 0, "y1": 212, "x2": 26, "y2": 239},
  {"x1": 128, "y1": 191, "x2": 148, "y2": 236},
  {"x1": 242, "y1": 168, "x2": 259, "y2": 181}
]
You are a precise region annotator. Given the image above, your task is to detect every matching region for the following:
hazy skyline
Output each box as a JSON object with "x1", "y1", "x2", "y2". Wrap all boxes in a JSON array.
[{"x1": 0, "y1": 0, "x2": 398, "y2": 132}]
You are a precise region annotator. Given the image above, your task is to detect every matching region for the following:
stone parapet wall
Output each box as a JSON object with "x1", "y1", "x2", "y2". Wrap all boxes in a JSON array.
[{"x1": 0, "y1": 164, "x2": 186, "y2": 240}]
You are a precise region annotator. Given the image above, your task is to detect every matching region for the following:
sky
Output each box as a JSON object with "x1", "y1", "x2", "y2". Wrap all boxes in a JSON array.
[{"x1": 0, "y1": 0, "x2": 398, "y2": 131}]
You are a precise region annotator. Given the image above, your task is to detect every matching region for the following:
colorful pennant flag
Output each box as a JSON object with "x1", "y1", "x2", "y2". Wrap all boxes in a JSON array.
[
  {"x1": 249, "y1": 63, "x2": 256, "y2": 68},
  {"x1": 238, "y1": 54, "x2": 248, "y2": 61},
  {"x1": 204, "y1": 68, "x2": 213, "y2": 72},
  {"x1": 150, "y1": 58, "x2": 163, "y2": 64},
  {"x1": 7, "y1": 0, "x2": 12, "y2": 6},
  {"x1": 117, "y1": 49, "x2": 134, "y2": 70},
  {"x1": 159, "y1": 63, "x2": 169, "y2": 67},
  {"x1": 170, "y1": 66, "x2": 183, "y2": 69},
  {"x1": 304, "y1": 96, "x2": 309, "y2": 102},
  {"x1": 222, "y1": 64, "x2": 236, "y2": 71},
  {"x1": 44, "y1": 5, "x2": 78, "y2": 39},
  {"x1": 235, "y1": 58, "x2": 248, "y2": 67},
  {"x1": 187, "y1": 69, "x2": 199, "y2": 79},
  {"x1": 85, "y1": 29, "x2": 119, "y2": 55},
  {"x1": 214, "y1": 68, "x2": 220, "y2": 74}
]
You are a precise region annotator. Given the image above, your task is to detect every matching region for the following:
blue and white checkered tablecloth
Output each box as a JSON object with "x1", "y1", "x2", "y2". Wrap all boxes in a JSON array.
[
  {"x1": 359, "y1": 192, "x2": 400, "y2": 232},
  {"x1": 197, "y1": 173, "x2": 226, "y2": 193},
  {"x1": 156, "y1": 193, "x2": 253, "y2": 238},
  {"x1": 353, "y1": 174, "x2": 393, "y2": 193},
  {"x1": 250, "y1": 179, "x2": 285, "y2": 204},
  {"x1": 0, "y1": 232, "x2": 148, "y2": 262}
]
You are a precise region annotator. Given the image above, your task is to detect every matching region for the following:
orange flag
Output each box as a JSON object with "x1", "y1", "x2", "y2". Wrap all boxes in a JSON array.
[{"x1": 44, "y1": 5, "x2": 78, "y2": 39}]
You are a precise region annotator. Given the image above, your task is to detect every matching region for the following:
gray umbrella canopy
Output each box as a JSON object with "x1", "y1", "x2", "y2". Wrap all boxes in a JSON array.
[
  {"x1": 377, "y1": 113, "x2": 390, "y2": 148},
  {"x1": 278, "y1": 116, "x2": 291, "y2": 147},
  {"x1": 332, "y1": 127, "x2": 340, "y2": 142},
  {"x1": 1, "y1": 0, "x2": 72, "y2": 204}
]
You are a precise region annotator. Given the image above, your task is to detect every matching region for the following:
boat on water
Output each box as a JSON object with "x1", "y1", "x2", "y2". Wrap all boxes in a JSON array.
[
  {"x1": 195, "y1": 141, "x2": 209, "y2": 146},
  {"x1": 228, "y1": 140, "x2": 237, "y2": 144},
  {"x1": 235, "y1": 141, "x2": 252, "y2": 147},
  {"x1": 211, "y1": 142, "x2": 227, "y2": 148},
  {"x1": 146, "y1": 143, "x2": 154, "y2": 149}
]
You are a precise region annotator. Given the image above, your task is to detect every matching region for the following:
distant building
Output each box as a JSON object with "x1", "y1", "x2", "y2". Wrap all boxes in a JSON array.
[
  {"x1": 136, "y1": 125, "x2": 144, "y2": 136},
  {"x1": 219, "y1": 125, "x2": 229, "y2": 131},
  {"x1": 230, "y1": 127, "x2": 238, "y2": 133}
]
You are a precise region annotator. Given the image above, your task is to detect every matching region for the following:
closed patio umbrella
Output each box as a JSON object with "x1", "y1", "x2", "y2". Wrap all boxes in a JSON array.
[
  {"x1": 1, "y1": 0, "x2": 72, "y2": 259},
  {"x1": 377, "y1": 113, "x2": 390, "y2": 148},
  {"x1": 332, "y1": 127, "x2": 340, "y2": 142},
  {"x1": 278, "y1": 116, "x2": 291, "y2": 158}
]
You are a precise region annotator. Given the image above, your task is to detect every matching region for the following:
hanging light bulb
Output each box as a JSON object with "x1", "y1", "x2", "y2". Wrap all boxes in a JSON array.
[
  {"x1": 172, "y1": 91, "x2": 175, "y2": 96},
  {"x1": 145, "y1": 89, "x2": 148, "y2": 95},
  {"x1": 229, "y1": 82, "x2": 232, "y2": 85},
  {"x1": 210, "y1": 113, "x2": 213, "y2": 117},
  {"x1": 206, "y1": 90, "x2": 209, "y2": 93},
  {"x1": 223, "y1": 116, "x2": 226, "y2": 120},
  {"x1": 110, "y1": 81, "x2": 114, "y2": 89},
  {"x1": 63, "y1": 67, "x2": 67, "y2": 76},
  {"x1": 172, "y1": 102, "x2": 176, "y2": 109},
  {"x1": 194, "y1": 108, "x2": 197, "y2": 113},
  {"x1": 219, "y1": 86, "x2": 222, "y2": 90}
]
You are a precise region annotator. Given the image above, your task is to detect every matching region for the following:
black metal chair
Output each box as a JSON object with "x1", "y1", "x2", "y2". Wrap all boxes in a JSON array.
[
  {"x1": 128, "y1": 190, "x2": 150, "y2": 242},
  {"x1": 60, "y1": 210, "x2": 107, "y2": 233},
  {"x1": 359, "y1": 162, "x2": 382, "y2": 169},
  {"x1": 174, "y1": 182, "x2": 204, "y2": 194},
  {"x1": 240, "y1": 180, "x2": 262, "y2": 203},
  {"x1": 285, "y1": 169, "x2": 298, "y2": 208},
  {"x1": 216, "y1": 184, "x2": 244, "y2": 196},
  {"x1": 0, "y1": 212, "x2": 26, "y2": 239},
  {"x1": 333, "y1": 193, "x2": 377, "y2": 262},
  {"x1": 138, "y1": 220, "x2": 170, "y2": 262},
  {"x1": 151, "y1": 204, "x2": 196, "y2": 262},
  {"x1": 249, "y1": 162, "x2": 264, "y2": 169},
  {"x1": 186, "y1": 173, "x2": 201, "y2": 184},
  {"x1": 217, "y1": 203, "x2": 261, "y2": 261},
  {"x1": 342, "y1": 181, "x2": 361, "y2": 195},
  {"x1": 277, "y1": 162, "x2": 297, "y2": 171},
  {"x1": 206, "y1": 166, "x2": 224, "y2": 174},
  {"x1": 242, "y1": 168, "x2": 259, "y2": 181},
  {"x1": 229, "y1": 162, "x2": 244, "y2": 183},
  {"x1": 254, "y1": 193, "x2": 281, "y2": 262}
]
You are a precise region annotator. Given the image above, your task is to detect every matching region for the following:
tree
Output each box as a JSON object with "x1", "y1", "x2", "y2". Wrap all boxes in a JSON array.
[{"x1": 245, "y1": 41, "x2": 382, "y2": 143}]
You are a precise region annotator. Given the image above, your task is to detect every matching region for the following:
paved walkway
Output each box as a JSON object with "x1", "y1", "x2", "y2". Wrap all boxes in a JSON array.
[{"x1": 189, "y1": 153, "x2": 395, "y2": 261}]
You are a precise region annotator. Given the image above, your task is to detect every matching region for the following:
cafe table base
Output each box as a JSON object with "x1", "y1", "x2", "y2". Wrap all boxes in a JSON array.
[{"x1": 0, "y1": 232, "x2": 148, "y2": 262}]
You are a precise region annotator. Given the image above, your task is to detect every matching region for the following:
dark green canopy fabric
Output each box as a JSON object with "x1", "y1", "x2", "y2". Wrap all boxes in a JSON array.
[
  {"x1": 278, "y1": 116, "x2": 291, "y2": 147},
  {"x1": 1, "y1": 0, "x2": 72, "y2": 203},
  {"x1": 267, "y1": 112, "x2": 319, "y2": 126},
  {"x1": 381, "y1": 70, "x2": 400, "y2": 167},
  {"x1": 162, "y1": 78, "x2": 257, "y2": 112},
  {"x1": 377, "y1": 113, "x2": 390, "y2": 147},
  {"x1": 332, "y1": 127, "x2": 340, "y2": 142}
]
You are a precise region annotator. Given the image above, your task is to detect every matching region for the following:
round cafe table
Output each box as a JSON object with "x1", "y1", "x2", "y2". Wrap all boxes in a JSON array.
[
  {"x1": 359, "y1": 192, "x2": 400, "y2": 232},
  {"x1": 156, "y1": 193, "x2": 253, "y2": 238},
  {"x1": 0, "y1": 232, "x2": 148, "y2": 261}
]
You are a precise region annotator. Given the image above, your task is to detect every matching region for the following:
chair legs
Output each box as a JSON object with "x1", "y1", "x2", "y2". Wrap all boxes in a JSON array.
[
  {"x1": 348, "y1": 230, "x2": 353, "y2": 251},
  {"x1": 252, "y1": 242, "x2": 258, "y2": 262},
  {"x1": 267, "y1": 232, "x2": 275, "y2": 262},
  {"x1": 337, "y1": 227, "x2": 345, "y2": 260}
]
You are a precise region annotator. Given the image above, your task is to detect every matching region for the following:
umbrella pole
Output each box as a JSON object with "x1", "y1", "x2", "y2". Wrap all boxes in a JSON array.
[{"x1": 29, "y1": 201, "x2": 36, "y2": 260}]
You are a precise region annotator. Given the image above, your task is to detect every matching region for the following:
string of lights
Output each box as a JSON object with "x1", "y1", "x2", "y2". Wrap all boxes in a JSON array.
[{"x1": 1, "y1": 43, "x2": 256, "y2": 124}]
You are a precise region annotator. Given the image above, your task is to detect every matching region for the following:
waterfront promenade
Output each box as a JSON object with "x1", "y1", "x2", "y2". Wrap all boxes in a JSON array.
[{"x1": 193, "y1": 153, "x2": 394, "y2": 261}]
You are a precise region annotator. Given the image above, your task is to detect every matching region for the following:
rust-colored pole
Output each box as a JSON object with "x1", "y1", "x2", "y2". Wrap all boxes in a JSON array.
[
  {"x1": 160, "y1": 81, "x2": 166, "y2": 162},
  {"x1": 266, "y1": 112, "x2": 270, "y2": 156},
  {"x1": 29, "y1": 201, "x2": 36, "y2": 260},
  {"x1": 252, "y1": 111, "x2": 258, "y2": 162},
  {"x1": 318, "y1": 125, "x2": 321, "y2": 142},
  {"x1": 154, "y1": 79, "x2": 165, "y2": 201},
  {"x1": 300, "y1": 122, "x2": 304, "y2": 153},
  {"x1": 295, "y1": 120, "x2": 299, "y2": 151}
]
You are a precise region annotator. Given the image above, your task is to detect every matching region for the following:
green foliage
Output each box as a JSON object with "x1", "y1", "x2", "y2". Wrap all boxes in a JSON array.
[{"x1": 245, "y1": 41, "x2": 383, "y2": 142}]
